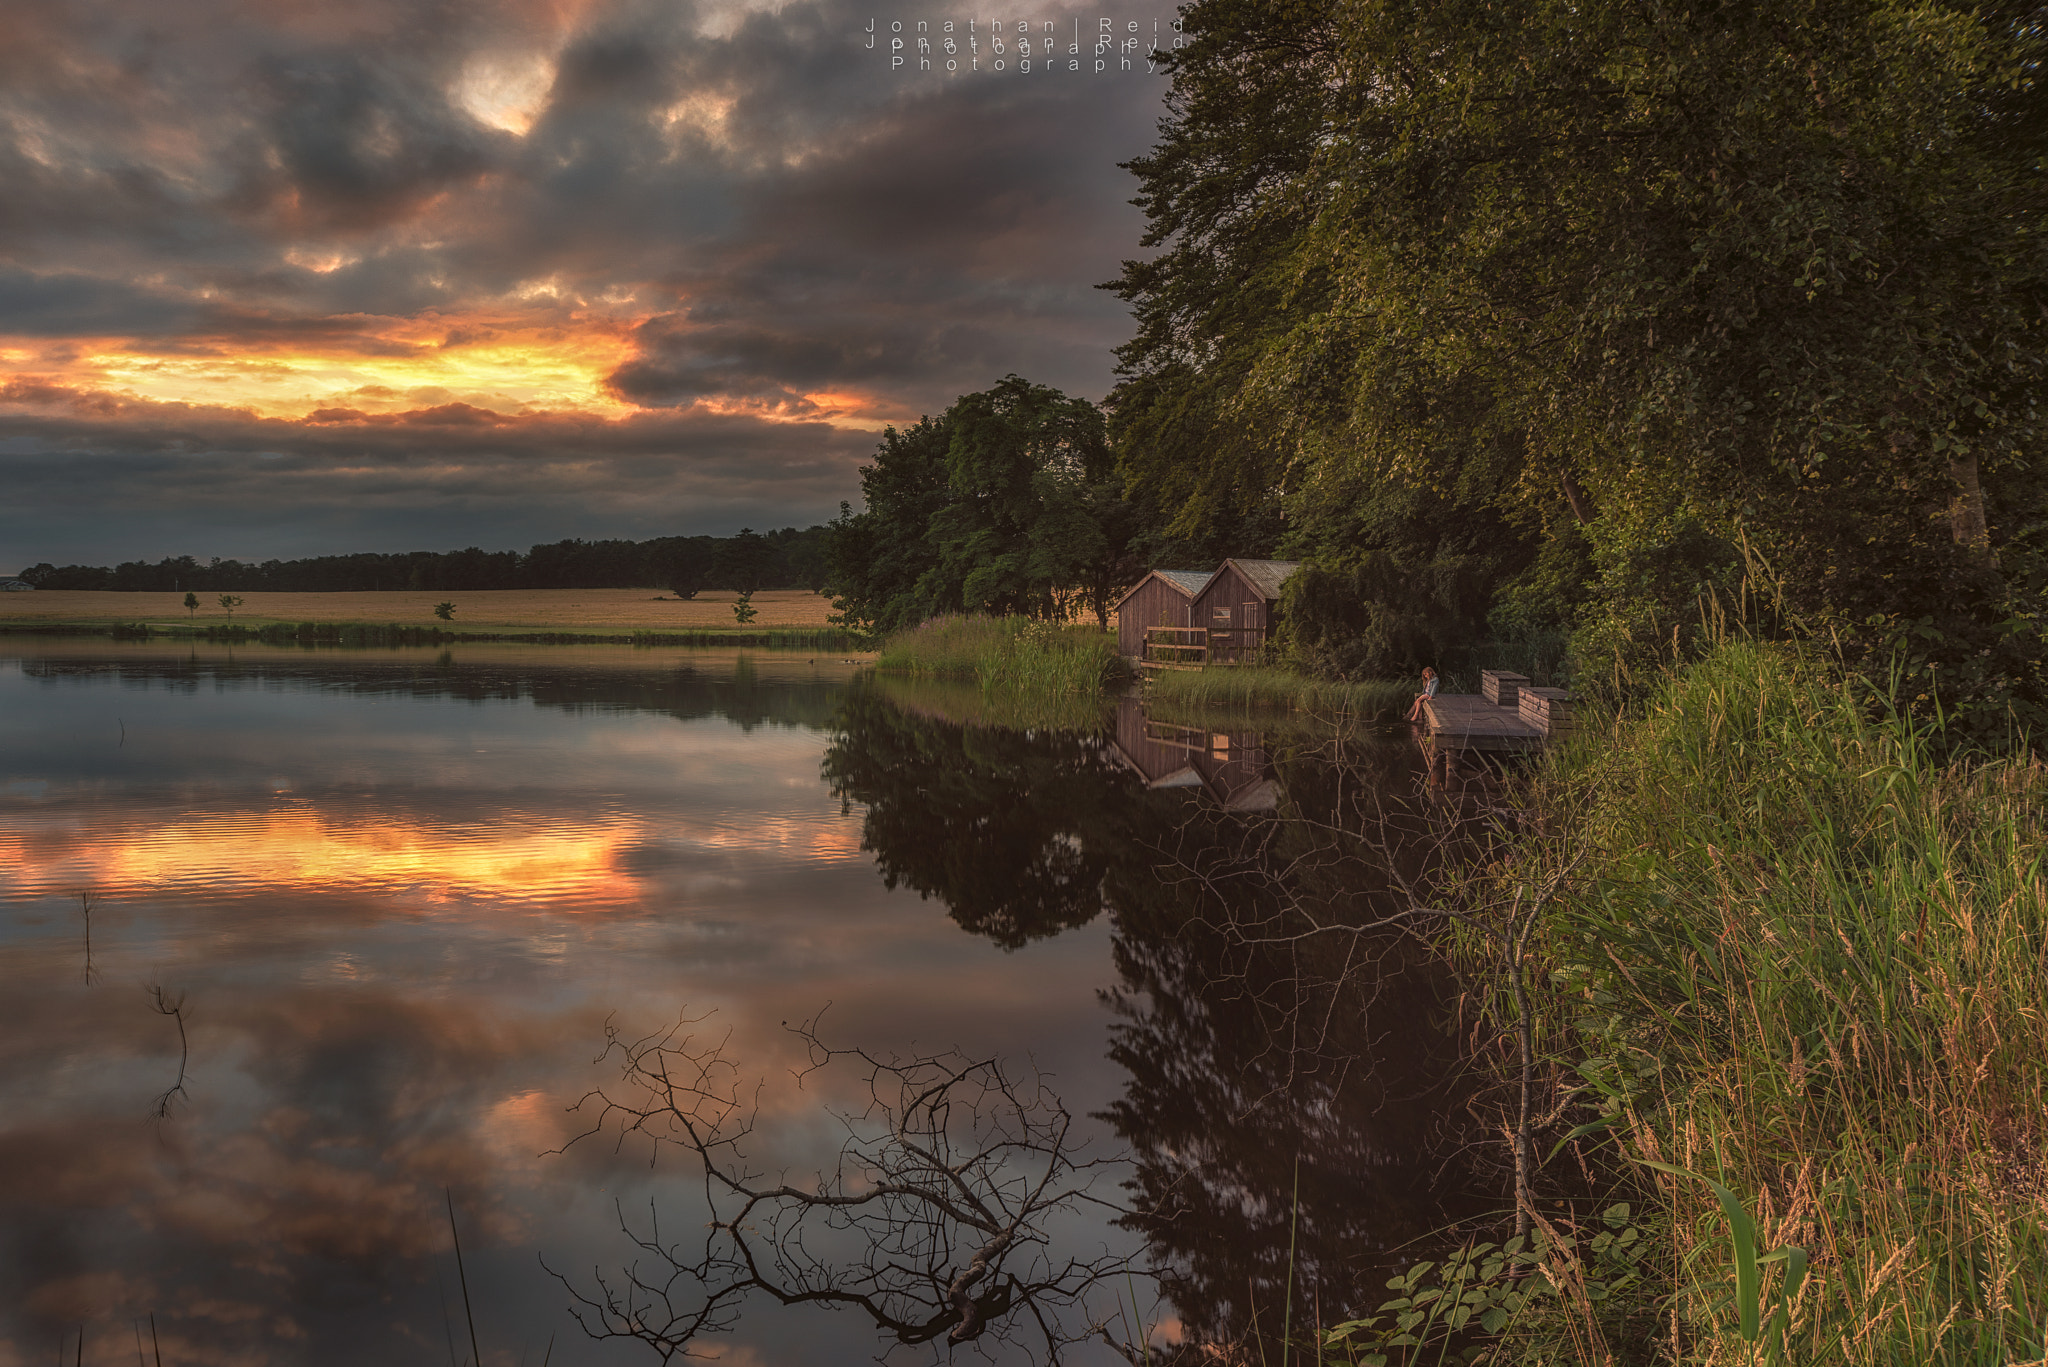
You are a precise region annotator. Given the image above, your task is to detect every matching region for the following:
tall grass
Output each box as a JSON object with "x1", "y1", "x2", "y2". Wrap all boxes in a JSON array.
[
  {"x1": 1468, "y1": 639, "x2": 2048, "y2": 1364},
  {"x1": 863, "y1": 674, "x2": 1117, "y2": 733},
  {"x1": 874, "y1": 615, "x2": 1131, "y2": 699},
  {"x1": 1144, "y1": 666, "x2": 1411, "y2": 719}
]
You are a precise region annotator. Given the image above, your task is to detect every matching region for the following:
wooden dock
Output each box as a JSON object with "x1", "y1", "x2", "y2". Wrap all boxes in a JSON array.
[
  {"x1": 1421, "y1": 694, "x2": 1549, "y2": 751},
  {"x1": 1422, "y1": 674, "x2": 1574, "y2": 752}
]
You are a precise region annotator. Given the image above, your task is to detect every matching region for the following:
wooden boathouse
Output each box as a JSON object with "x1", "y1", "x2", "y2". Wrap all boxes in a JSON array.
[
  {"x1": 1112, "y1": 569, "x2": 1210, "y2": 658},
  {"x1": 1193, "y1": 559, "x2": 1300, "y2": 665},
  {"x1": 1120, "y1": 558, "x2": 1302, "y2": 668}
]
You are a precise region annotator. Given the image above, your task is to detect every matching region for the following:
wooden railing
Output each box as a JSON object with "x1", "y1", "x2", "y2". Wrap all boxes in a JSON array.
[{"x1": 1142, "y1": 626, "x2": 1208, "y2": 668}]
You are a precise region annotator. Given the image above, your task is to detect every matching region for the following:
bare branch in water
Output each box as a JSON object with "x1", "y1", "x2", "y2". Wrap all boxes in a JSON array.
[
  {"x1": 147, "y1": 986, "x2": 190, "y2": 1120},
  {"x1": 79, "y1": 890, "x2": 99, "y2": 987},
  {"x1": 547, "y1": 1013, "x2": 1142, "y2": 1363}
]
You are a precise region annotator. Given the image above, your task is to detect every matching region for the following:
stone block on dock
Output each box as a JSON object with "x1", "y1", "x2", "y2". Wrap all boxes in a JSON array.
[
  {"x1": 1518, "y1": 686, "x2": 1574, "y2": 736},
  {"x1": 1482, "y1": 670, "x2": 1531, "y2": 707}
]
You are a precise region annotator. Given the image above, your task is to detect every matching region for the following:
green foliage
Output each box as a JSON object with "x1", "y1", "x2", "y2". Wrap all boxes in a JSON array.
[
  {"x1": 1277, "y1": 555, "x2": 1491, "y2": 682},
  {"x1": 873, "y1": 615, "x2": 1131, "y2": 704},
  {"x1": 716, "y1": 529, "x2": 776, "y2": 596},
  {"x1": 730, "y1": 592, "x2": 758, "y2": 625},
  {"x1": 1566, "y1": 518, "x2": 1748, "y2": 705},
  {"x1": 182, "y1": 591, "x2": 199, "y2": 618},
  {"x1": 1637, "y1": 1162, "x2": 1810, "y2": 1365},
  {"x1": 433, "y1": 601, "x2": 455, "y2": 621},
  {"x1": 827, "y1": 416, "x2": 956, "y2": 636},
  {"x1": 651, "y1": 537, "x2": 712, "y2": 599},
  {"x1": 1143, "y1": 665, "x2": 1409, "y2": 720},
  {"x1": 1488, "y1": 526, "x2": 1594, "y2": 641},
  {"x1": 1466, "y1": 640, "x2": 2048, "y2": 1363},
  {"x1": 21, "y1": 528, "x2": 833, "y2": 595},
  {"x1": 1116, "y1": 0, "x2": 2048, "y2": 742},
  {"x1": 1104, "y1": 0, "x2": 1341, "y2": 563},
  {"x1": 215, "y1": 593, "x2": 243, "y2": 618},
  {"x1": 828, "y1": 377, "x2": 1144, "y2": 637},
  {"x1": 1320, "y1": 1211, "x2": 1648, "y2": 1365}
]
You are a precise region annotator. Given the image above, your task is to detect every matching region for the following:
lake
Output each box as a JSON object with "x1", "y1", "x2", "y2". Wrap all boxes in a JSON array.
[{"x1": 0, "y1": 642, "x2": 1494, "y2": 1365}]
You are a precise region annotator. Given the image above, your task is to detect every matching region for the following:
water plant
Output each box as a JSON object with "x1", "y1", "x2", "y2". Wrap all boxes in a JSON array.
[
  {"x1": 1143, "y1": 666, "x2": 1410, "y2": 720},
  {"x1": 874, "y1": 614, "x2": 1130, "y2": 698}
]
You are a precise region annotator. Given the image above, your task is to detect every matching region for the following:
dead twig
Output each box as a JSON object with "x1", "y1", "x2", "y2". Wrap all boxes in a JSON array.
[{"x1": 547, "y1": 1012, "x2": 1139, "y2": 1363}]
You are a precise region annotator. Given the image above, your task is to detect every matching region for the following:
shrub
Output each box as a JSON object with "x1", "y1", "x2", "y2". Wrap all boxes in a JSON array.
[{"x1": 1276, "y1": 553, "x2": 1490, "y2": 681}]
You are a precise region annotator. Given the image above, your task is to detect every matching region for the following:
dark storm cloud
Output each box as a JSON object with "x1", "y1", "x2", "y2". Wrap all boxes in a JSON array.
[
  {"x1": 607, "y1": 68, "x2": 1161, "y2": 412},
  {"x1": 248, "y1": 48, "x2": 504, "y2": 232},
  {"x1": 0, "y1": 267, "x2": 204, "y2": 337},
  {"x1": 0, "y1": 0, "x2": 1169, "y2": 559}
]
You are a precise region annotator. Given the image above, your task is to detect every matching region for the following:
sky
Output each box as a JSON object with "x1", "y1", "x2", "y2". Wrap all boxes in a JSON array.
[{"x1": 0, "y1": 0, "x2": 1179, "y2": 567}]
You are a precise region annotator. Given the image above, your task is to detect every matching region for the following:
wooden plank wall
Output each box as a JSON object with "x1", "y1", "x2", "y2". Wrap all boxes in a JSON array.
[
  {"x1": 1117, "y1": 578, "x2": 1196, "y2": 656},
  {"x1": 1192, "y1": 564, "x2": 1261, "y2": 664}
]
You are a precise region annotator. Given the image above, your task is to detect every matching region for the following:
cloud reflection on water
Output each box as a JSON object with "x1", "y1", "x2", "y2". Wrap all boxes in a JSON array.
[
  {"x1": 1, "y1": 642, "x2": 1501, "y2": 1364},
  {"x1": 0, "y1": 644, "x2": 1126, "y2": 1364}
]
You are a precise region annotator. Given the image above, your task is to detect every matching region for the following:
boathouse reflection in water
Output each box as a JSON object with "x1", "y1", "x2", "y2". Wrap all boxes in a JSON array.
[{"x1": 1108, "y1": 696, "x2": 1280, "y2": 811}]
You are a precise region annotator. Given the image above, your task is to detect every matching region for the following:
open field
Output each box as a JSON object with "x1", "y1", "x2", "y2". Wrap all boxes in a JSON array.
[
  {"x1": 0, "y1": 587, "x2": 837, "y2": 632},
  {"x1": 0, "y1": 637, "x2": 872, "y2": 677}
]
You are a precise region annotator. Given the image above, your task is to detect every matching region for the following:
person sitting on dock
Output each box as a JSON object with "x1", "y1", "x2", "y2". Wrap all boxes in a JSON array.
[{"x1": 1406, "y1": 667, "x2": 1438, "y2": 722}]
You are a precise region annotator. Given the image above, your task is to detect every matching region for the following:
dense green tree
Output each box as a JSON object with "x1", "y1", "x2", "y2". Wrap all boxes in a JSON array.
[
  {"x1": 1119, "y1": 0, "x2": 2048, "y2": 734},
  {"x1": 17, "y1": 529, "x2": 833, "y2": 597},
  {"x1": 923, "y1": 376, "x2": 1134, "y2": 625},
  {"x1": 781, "y1": 531, "x2": 831, "y2": 593},
  {"x1": 713, "y1": 527, "x2": 777, "y2": 594},
  {"x1": 826, "y1": 414, "x2": 957, "y2": 635},
  {"x1": 828, "y1": 377, "x2": 1143, "y2": 634},
  {"x1": 647, "y1": 536, "x2": 714, "y2": 599},
  {"x1": 1103, "y1": 0, "x2": 1344, "y2": 565}
]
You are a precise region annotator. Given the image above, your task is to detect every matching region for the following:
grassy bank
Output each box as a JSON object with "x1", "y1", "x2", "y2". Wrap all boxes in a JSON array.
[
  {"x1": 1143, "y1": 664, "x2": 1412, "y2": 719},
  {"x1": 874, "y1": 615, "x2": 1131, "y2": 698},
  {"x1": 1420, "y1": 640, "x2": 2048, "y2": 1365}
]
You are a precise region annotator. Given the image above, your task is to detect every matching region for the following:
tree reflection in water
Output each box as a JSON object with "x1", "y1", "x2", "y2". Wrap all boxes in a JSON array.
[
  {"x1": 823, "y1": 684, "x2": 1500, "y2": 1358},
  {"x1": 820, "y1": 685, "x2": 1150, "y2": 948},
  {"x1": 557, "y1": 1015, "x2": 1136, "y2": 1362}
]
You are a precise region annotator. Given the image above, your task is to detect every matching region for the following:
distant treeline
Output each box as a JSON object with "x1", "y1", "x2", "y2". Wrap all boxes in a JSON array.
[{"x1": 16, "y1": 526, "x2": 830, "y2": 597}]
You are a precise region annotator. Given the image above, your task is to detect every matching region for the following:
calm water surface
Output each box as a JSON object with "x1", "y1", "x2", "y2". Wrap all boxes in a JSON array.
[{"x1": 0, "y1": 643, "x2": 1490, "y2": 1365}]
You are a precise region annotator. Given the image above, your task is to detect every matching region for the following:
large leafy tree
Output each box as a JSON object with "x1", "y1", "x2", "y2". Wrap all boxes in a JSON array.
[
  {"x1": 828, "y1": 377, "x2": 1142, "y2": 633},
  {"x1": 1103, "y1": 0, "x2": 1344, "y2": 565},
  {"x1": 1118, "y1": 0, "x2": 2048, "y2": 730},
  {"x1": 826, "y1": 414, "x2": 959, "y2": 635}
]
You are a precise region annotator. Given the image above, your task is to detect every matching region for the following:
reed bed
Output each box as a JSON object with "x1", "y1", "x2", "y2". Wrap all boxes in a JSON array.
[
  {"x1": 1144, "y1": 665, "x2": 1411, "y2": 719},
  {"x1": 874, "y1": 615, "x2": 1131, "y2": 699},
  {"x1": 862, "y1": 674, "x2": 1117, "y2": 733},
  {"x1": 1461, "y1": 640, "x2": 2048, "y2": 1365}
]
